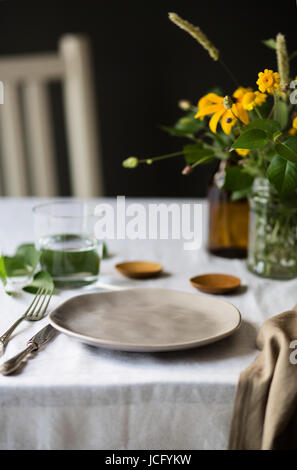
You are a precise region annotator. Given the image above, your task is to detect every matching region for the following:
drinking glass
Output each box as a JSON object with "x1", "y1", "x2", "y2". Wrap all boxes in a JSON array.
[{"x1": 33, "y1": 201, "x2": 102, "y2": 288}]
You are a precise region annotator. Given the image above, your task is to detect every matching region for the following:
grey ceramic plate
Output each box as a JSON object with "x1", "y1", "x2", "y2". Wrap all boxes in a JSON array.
[{"x1": 49, "y1": 288, "x2": 241, "y2": 352}]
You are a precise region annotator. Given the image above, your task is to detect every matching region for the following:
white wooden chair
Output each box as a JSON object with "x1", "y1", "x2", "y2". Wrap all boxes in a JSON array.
[{"x1": 0, "y1": 35, "x2": 103, "y2": 197}]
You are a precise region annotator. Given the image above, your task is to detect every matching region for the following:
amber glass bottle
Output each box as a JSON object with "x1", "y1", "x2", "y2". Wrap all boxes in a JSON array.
[{"x1": 207, "y1": 161, "x2": 249, "y2": 258}]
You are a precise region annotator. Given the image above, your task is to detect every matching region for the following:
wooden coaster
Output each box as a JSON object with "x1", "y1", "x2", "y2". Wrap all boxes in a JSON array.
[
  {"x1": 190, "y1": 273, "x2": 241, "y2": 294},
  {"x1": 115, "y1": 261, "x2": 163, "y2": 279}
]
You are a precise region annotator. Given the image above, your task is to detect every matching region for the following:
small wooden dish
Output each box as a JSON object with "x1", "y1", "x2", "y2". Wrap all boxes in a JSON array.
[
  {"x1": 115, "y1": 261, "x2": 163, "y2": 279},
  {"x1": 190, "y1": 273, "x2": 241, "y2": 295}
]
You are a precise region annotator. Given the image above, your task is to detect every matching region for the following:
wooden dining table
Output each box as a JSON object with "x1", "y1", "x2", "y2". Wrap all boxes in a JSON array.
[{"x1": 0, "y1": 197, "x2": 296, "y2": 450}]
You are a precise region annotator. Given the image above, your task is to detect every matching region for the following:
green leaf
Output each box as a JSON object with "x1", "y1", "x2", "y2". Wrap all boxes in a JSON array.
[
  {"x1": 262, "y1": 38, "x2": 276, "y2": 50},
  {"x1": 275, "y1": 99, "x2": 289, "y2": 130},
  {"x1": 175, "y1": 113, "x2": 204, "y2": 134},
  {"x1": 252, "y1": 100, "x2": 271, "y2": 120},
  {"x1": 275, "y1": 136, "x2": 297, "y2": 163},
  {"x1": 15, "y1": 243, "x2": 40, "y2": 271},
  {"x1": 223, "y1": 167, "x2": 254, "y2": 192},
  {"x1": 0, "y1": 243, "x2": 40, "y2": 284},
  {"x1": 102, "y1": 241, "x2": 108, "y2": 259},
  {"x1": 207, "y1": 87, "x2": 223, "y2": 95},
  {"x1": 231, "y1": 129, "x2": 269, "y2": 150},
  {"x1": 0, "y1": 256, "x2": 7, "y2": 286},
  {"x1": 273, "y1": 131, "x2": 282, "y2": 141},
  {"x1": 205, "y1": 131, "x2": 232, "y2": 147},
  {"x1": 3, "y1": 256, "x2": 30, "y2": 277},
  {"x1": 160, "y1": 111, "x2": 205, "y2": 138},
  {"x1": 231, "y1": 187, "x2": 253, "y2": 201},
  {"x1": 160, "y1": 125, "x2": 194, "y2": 138},
  {"x1": 244, "y1": 119, "x2": 281, "y2": 137},
  {"x1": 0, "y1": 243, "x2": 44, "y2": 295},
  {"x1": 267, "y1": 155, "x2": 297, "y2": 197},
  {"x1": 282, "y1": 192, "x2": 297, "y2": 207},
  {"x1": 183, "y1": 144, "x2": 215, "y2": 164},
  {"x1": 23, "y1": 270, "x2": 54, "y2": 294}
]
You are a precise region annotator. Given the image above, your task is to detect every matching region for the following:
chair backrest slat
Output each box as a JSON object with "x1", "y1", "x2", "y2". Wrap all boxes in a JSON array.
[
  {"x1": 60, "y1": 35, "x2": 103, "y2": 197},
  {"x1": 0, "y1": 82, "x2": 29, "y2": 196},
  {"x1": 24, "y1": 81, "x2": 58, "y2": 196},
  {"x1": 0, "y1": 35, "x2": 103, "y2": 197},
  {"x1": 0, "y1": 54, "x2": 63, "y2": 82}
]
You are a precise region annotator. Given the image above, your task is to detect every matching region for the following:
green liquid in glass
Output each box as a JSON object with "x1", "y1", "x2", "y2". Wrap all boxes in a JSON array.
[{"x1": 39, "y1": 234, "x2": 100, "y2": 288}]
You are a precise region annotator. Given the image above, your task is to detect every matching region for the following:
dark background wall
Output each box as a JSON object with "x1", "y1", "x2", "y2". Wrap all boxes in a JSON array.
[{"x1": 0, "y1": 0, "x2": 296, "y2": 197}]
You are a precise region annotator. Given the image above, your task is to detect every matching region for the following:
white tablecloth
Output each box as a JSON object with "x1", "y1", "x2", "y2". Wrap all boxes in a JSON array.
[{"x1": 0, "y1": 198, "x2": 296, "y2": 450}]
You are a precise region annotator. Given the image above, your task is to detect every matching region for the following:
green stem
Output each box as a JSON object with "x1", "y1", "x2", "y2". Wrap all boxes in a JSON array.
[
  {"x1": 267, "y1": 94, "x2": 278, "y2": 120},
  {"x1": 254, "y1": 107, "x2": 263, "y2": 119},
  {"x1": 273, "y1": 93, "x2": 278, "y2": 121},
  {"x1": 219, "y1": 58, "x2": 240, "y2": 88},
  {"x1": 191, "y1": 157, "x2": 212, "y2": 169},
  {"x1": 140, "y1": 151, "x2": 184, "y2": 164}
]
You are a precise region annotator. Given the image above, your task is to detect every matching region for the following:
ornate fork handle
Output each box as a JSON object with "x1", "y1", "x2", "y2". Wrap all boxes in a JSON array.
[
  {"x1": 0, "y1": 342, "x2": 38, "y2": 376},
  {"x1": 0, "y1": 315, "x2": 26, "y2": 356}
]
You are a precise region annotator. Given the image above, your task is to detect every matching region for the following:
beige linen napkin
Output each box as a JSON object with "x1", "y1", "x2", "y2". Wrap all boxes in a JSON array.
[{"x1": 229, "y1": 305, "x2": 297, "y2": 450}]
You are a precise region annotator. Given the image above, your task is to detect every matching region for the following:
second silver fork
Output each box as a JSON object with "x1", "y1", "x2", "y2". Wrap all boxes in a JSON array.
[{"x1": 0, "y1": 287, "x2": 53, "y2": 356}]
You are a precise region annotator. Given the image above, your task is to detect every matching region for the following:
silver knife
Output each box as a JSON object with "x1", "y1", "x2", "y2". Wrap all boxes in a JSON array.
[{"x1": 0, "y1": 324, "x2": 57, "y2": 376}]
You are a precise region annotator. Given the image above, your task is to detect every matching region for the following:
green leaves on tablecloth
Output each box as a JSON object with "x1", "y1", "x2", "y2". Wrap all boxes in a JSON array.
[
  {"x1": 0, "y1": 243, "x2": 51, "y2": 295},
  {"x1": 0, "y1": 255, "x2": 7, "y2": 287},
  {"x1": 14, "y1": 243, "x2": 40, "y2": 271},
  {"x1": 23, "y1": 270, "x2": 54, "y2": 294},
  {"x1": 1, "y1": 243, "x2": 39, "y2": 278},
  {"x1": 102, "y1": 241, "x2": 109, "y2": 259},
  {"x1": 0, "y1": 240, "x2": 109, "y2": 295}
]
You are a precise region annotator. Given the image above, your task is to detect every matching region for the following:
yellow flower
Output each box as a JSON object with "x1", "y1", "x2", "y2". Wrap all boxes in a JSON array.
[
  {"x1": 195, "y1": 93, "x2": 225, "y2": 132},
  {"x1": 196, "y1": 94, "x2": 218, "y2": 121},
  {"x1": 233, "y1": 87, "x2": 252, "y2": 99},
  {"x1": 235, "y1": 148, "x2": 249, "y2": 157},
  {"x1": 221, "y1": 109, "x2": 238, "y2": 134},
  {"x1": 242, "y1": 91, "x2": 267, "y2": 110},
  {"x1": 195, "y1": 88, "x2": 250, "y2": 134},
  {"x1": 232, "y1": 87, "x2": 251, "y2": 125},
  {"x1": 256, "y1": 69, "x2": 280, "y2": 94}
]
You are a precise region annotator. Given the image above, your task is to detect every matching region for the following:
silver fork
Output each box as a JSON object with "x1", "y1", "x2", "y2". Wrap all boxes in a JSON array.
[{"x1": 0, "y1": 287, "x2": 53, "y2": 356}]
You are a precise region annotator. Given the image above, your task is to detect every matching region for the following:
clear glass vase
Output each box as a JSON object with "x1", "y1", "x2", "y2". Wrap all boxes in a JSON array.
[{"x1": 247, "y1": 178, "x2": 297, "y2": 280}]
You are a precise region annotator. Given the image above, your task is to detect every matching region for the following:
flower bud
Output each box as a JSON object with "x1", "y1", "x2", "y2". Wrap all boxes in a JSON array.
[
  {"x1": 178, "y1": 100, "x2": 191, "y2": 111},
  {"x1": 182, "y1": 165, "x2": 193, "y2": 175},
  {"x1": 122, "y1": 157, "x2": 139, "y2": 168},
  {"x1": 146, "y1": 159, "x2": 153, "y2": 165},
  {"x1": 223, "y1": 95, "x2": 233, "y2": 110}
]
